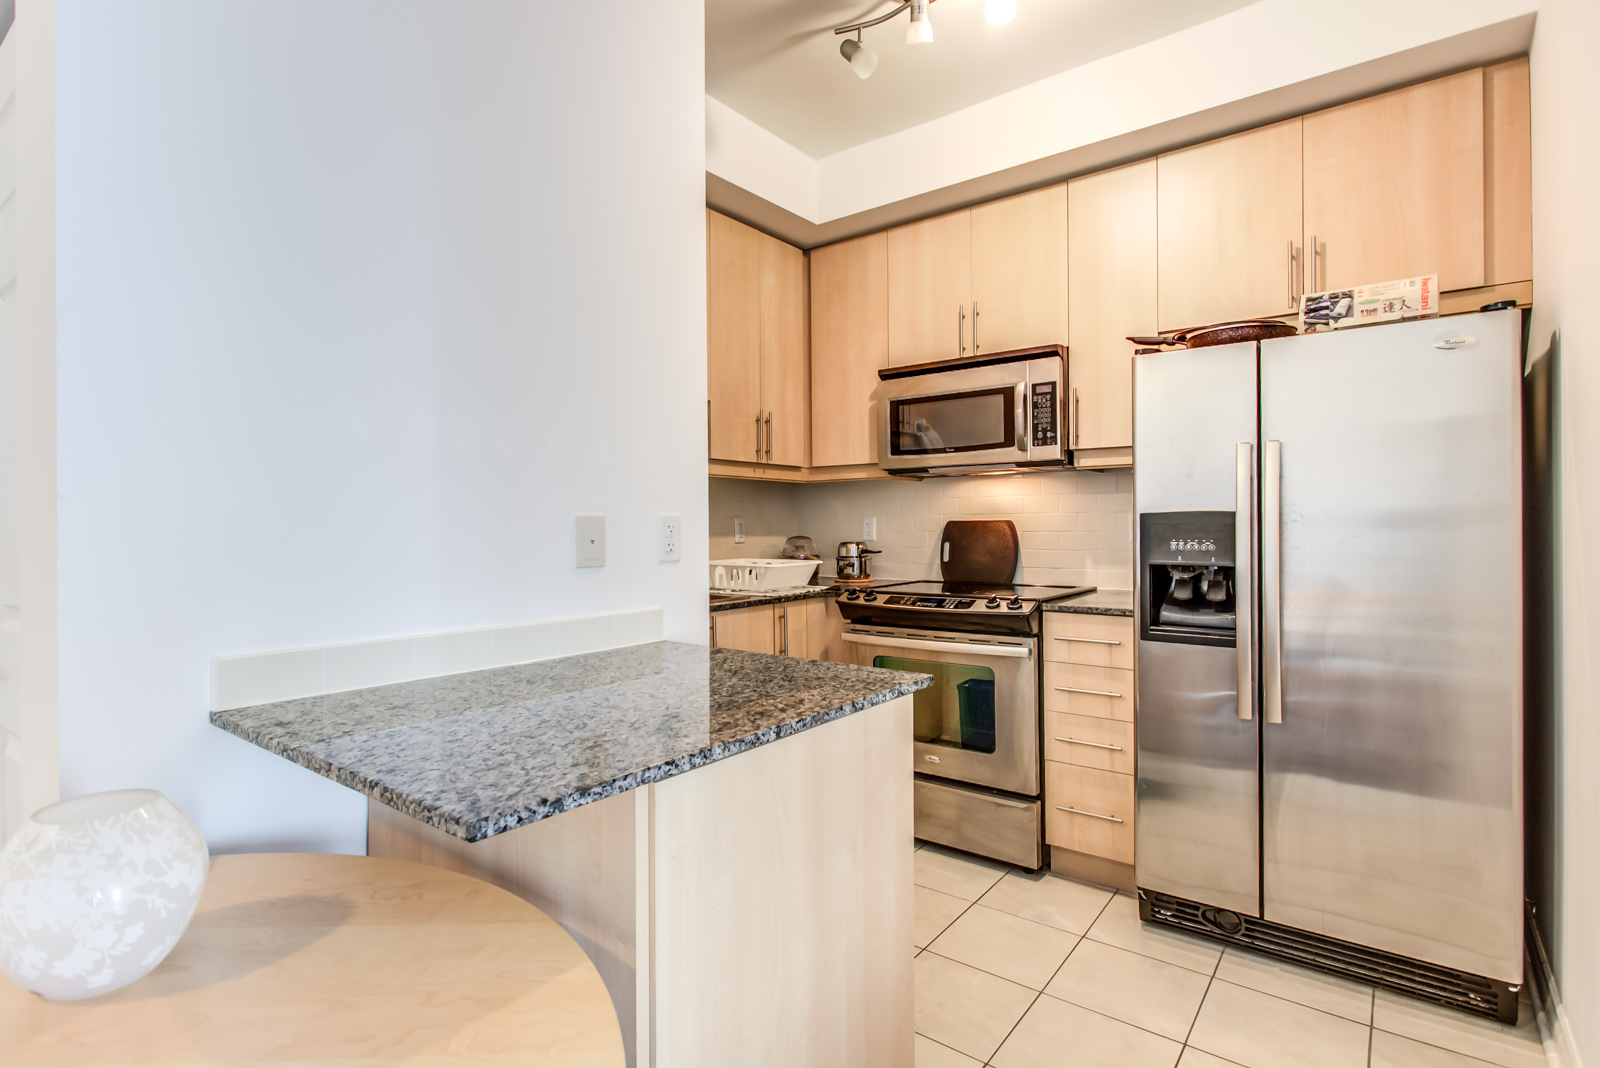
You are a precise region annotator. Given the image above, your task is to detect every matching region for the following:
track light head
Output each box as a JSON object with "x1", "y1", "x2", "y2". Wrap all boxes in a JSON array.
[{"x1": 840, "y1": 36, "x2": 879, "y2": 79}]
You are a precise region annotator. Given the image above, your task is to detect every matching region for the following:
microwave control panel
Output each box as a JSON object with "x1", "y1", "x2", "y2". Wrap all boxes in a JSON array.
[{"x1": 1030, "y1": 382, "x2": 1058, "y2": 448}]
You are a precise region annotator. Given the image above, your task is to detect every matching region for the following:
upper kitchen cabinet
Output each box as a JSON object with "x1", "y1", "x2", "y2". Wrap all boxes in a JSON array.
[
  {"x1": 1483, "y1": 55, "x2": 1532, "y2": 287},
  {"x1": 760, "y1": 237, "x2": 810, "y2": 468},
  {"x1": 970, "y1": 185, "x2": 1070, "y2": 355},
  {"x1": 810, "y1": 232, "x2": 888, "y2": 469},
  {"x1": 1158, "y1": 119, "x2": 1304, "y2": 331},
  {"x1": 887, "y1": 210, "x2": 971, "y2": 366},
  {"x1": 706, "y1": 210, "x2": 810, "y2": 468},
  {"x1": 1303, "y1": 69, "x2": 1485, "y2": 293},
  {"x1": 1068, "y1": 160, "x2": 1156, "y2": 466}
]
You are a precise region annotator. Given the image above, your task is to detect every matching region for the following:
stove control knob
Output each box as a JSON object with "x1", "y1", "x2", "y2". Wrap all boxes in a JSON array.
[
  {"x1": 862, "y1": 592, "x2": 878, "y2": 603},
  {"x1": 985, "y1": 597, "x2": 1002, "y2": 609},
  {"x1": 845, "y1": 591, "x2": 861, "y2": 601},
  {"x1": 1006, "y1": 597, "x2": 1024, "y2": 610}
]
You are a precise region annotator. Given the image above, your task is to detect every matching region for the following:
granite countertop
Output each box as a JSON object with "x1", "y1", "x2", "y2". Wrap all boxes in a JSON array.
[
  {"x1": 211, "y1": 642, "x2": 931, "y2": 843},
  {"x1": 709, "y1": 578, "x2": 914, "y2": 613},
  {"x1": 1045, "y1": 589, "x2": 1134, "y2": 616}
]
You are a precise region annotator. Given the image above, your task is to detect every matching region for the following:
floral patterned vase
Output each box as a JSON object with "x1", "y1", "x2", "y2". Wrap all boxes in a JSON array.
[{"x1": 0, "y1": 789, "x2": 209, "y2": 1000}]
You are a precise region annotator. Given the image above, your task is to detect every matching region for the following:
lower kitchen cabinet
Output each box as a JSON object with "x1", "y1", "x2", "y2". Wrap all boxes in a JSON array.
[
  {"x1": 710, "y1": 598, "x2": 844, "y2": 661},
  {"x1": 1044, "y1": 612, "x2": 1137, "y2": 888}
]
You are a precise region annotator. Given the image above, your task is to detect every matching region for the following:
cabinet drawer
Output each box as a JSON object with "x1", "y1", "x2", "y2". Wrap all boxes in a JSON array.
[
  {"x1": 1045, "y1": 763, "x2": 1134, "y2": 864},
  {"x1": 1046, "y1": 713, "x2": 1134, "y2": 775},
  {"x1": 1043, "y1": 615, "x2": 1134, "y2": 669},
  {"x1": 1043, "y1": 663, "x2": 1133, "y2": 722}
]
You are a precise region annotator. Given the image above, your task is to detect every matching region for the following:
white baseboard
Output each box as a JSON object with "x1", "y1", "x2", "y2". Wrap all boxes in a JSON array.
[
  {"x1": 1528, "y1": 912, "x2": 1585, "y2": 1068},
  {"x1": 211, "y1": 607, "x2": 664, "y2": 711}
]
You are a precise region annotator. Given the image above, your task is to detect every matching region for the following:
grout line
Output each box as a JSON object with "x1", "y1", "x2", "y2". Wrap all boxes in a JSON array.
[{"x1": 1368, "y1": 1009, "x2": 1375, "y2": 1068}]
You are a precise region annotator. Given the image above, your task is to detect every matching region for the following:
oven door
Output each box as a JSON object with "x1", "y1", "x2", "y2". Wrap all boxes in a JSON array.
[
  {"x1": 842, "y1": 626, "x2": 1039, "y2": 796},
  {"x1": 878, "y1": 355, "x2": 1063, "y2": 474}
]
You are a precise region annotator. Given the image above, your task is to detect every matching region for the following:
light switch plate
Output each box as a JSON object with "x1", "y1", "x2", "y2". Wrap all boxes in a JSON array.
[
  {"x1": 576, "y1": 515, "x2": 606, "y2": 567},
  {"x1": 862, "y1": 516, "x2": 877, "y2": 542},
  {"x1": 734, "y1": 518, "x2": 746, "y2": 544},
  {"x1": 658, "y1": 514, "x2": 681, "y2": 562}
]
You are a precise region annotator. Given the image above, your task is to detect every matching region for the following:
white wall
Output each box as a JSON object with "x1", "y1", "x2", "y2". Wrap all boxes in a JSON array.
[
  {"x1": 1530, "y1": 0, "x2": 1600, "y2": 1061},
  {"x1": 50, "y1": 2, "x2": 707, "y2": 854}
]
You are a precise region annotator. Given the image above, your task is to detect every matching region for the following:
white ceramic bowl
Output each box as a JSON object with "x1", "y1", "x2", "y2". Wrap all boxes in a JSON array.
[{"x1": 0, "y1": 789, "x2": 209, "y2": 1000}]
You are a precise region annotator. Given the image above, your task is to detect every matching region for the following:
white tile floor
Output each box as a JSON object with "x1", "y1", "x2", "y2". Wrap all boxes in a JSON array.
[{"x1": 912, "y1": 842, "x2": 1548, "y2": 1068}]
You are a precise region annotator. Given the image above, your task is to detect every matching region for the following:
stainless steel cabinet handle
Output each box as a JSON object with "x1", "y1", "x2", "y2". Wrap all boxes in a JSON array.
[
  {"x1": 1054, "y1": 685, "x2": 1123, "y2": 699},
  {"x1": 1054, "y1": 737, "x2": 1124, "y2": 752},
  {"x1": 1309, "y1": 234, "x2": 1319, "y2": 292},
  {"x1": 1070, "y1": 386, "x2": 1080, "y2": 449},
  {"x1": 765, "y1": 411, "x2": 773, "y2": 461},
  {"x1": 1236, "y1": 442, "x2": 1254, "y2": 721},
  {"x1": 1052, "y1": 636, "x2": 1121, "y2": 646},
  {"x1": 711, "y1": 615, "x2": 719, "y2": 649},
  {"x1": 754, "y1": 411, "x2": 763, "y2": 460},
  {"x1": 957, "y1": 304, "x2": 966, "y2": 356},
  {"x1": 973, "y1": 300, "x2": 980, "y2": 352},
  {"x1": 1263, "y1": 439, "x2": 1283, "y2": 724},
  {"x1": 1055, "y1": 805, "x2": 1124, "y2": 824},
  {"x1": 1287, "y1": 239, "x2": 1296, "y2": 310},
  {"x1": 779, "y1": 605, "x2": 789, "y2": 656}
]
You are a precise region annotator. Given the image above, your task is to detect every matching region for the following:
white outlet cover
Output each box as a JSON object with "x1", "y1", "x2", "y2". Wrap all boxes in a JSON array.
[
  {"x1": 576, "y1": 515, "x2": 606, "y2": 567},
  {"x1": 863, "y1": 516, "x2": 877, "y2": 542},
  {"x1": 734, "y1": 518, "x2": 746, "y2": 544},
  {"x1": 658, "y1": 514, "x2": 682, "y2": 562}
]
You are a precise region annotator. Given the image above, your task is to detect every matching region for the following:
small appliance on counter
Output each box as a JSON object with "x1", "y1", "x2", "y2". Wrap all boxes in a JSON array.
[
  {"x1": 836, "y1": 519, "x2": 1096, "y2": 868},
  {"x1": 834, "y1": 541, "x2": 881, "y2": 582}
]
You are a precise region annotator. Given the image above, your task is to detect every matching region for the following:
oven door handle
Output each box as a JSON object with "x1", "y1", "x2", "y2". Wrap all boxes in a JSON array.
[{"x1": 842, "y1": 631, "x2": 1033, "y2": 659}]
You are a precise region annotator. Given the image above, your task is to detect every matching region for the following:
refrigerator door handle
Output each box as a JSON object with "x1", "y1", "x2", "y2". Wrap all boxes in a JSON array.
[
  {"x1": 1236, "y1": 442, "x2": 1254, "y2": 721},
  {"x1": 1263, "y1": 439, "x2": 1284, "y2": 724}
]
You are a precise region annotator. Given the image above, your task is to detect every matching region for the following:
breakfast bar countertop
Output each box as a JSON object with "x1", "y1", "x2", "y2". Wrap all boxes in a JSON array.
[{"x1": 211, "y1": 641, "x2": 930, "y2": 843}]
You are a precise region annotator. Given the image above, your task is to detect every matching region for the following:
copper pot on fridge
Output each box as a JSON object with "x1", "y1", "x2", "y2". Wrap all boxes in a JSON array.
[{"x1": 835, "y1": 541, "x2": 881, "y2": 581}]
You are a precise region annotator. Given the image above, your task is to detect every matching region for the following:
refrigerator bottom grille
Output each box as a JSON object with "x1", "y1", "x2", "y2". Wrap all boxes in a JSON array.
[{"x1": 1138, "y1": 890, "x2": 1519, "y2": 1024}]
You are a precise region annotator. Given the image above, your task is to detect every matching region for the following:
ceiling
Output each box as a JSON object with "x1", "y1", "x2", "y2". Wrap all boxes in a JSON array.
[{"x1": 706, "y1": 0, "x2": 1262, "y2": 159}]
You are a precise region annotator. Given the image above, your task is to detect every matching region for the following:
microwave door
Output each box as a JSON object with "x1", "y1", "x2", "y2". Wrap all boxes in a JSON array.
[{"x1": 877, "y1": 351, "x2": 1064, "y2": 474}]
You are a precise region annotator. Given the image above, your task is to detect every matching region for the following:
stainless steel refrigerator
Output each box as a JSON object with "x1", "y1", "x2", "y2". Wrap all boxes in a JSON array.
[{"x1": 1133, "y1": 309, "x2": 1524, "y2": 1022}]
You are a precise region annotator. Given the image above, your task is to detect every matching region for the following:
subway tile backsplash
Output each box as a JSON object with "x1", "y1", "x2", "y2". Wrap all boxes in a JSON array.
[{"x1": 709, "y1": 469, "x2": 1133, "y2": 590}]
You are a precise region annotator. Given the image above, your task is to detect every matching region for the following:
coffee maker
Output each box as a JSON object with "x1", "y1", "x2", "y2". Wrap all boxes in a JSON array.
[{"x1": 835, "y1": 541, "x2": 881, "y2": 581}]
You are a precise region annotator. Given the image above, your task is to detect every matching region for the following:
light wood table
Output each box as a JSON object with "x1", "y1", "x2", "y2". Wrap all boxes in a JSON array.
[{"x1": 0, "y1": 853, "x2": 625, "y2": 1067}]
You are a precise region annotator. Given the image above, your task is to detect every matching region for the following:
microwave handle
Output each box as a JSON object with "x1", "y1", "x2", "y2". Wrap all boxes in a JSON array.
[{"x1": 1016, "y1": 388, "x2": 1027, "y2": 453}]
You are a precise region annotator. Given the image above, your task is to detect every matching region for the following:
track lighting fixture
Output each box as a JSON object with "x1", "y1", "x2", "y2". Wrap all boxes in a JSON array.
[
  {"x1": 985, "y1": 0, "x2": 1016, "y2": 24},
  {"x1": 839, "y1": 34, "x2": 880, "y2": 79},
  {"x1": 905, "y1": 0, "x2": 933, "y2": 44}
]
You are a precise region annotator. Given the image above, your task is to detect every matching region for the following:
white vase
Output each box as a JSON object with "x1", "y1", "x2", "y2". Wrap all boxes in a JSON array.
[{"x1": 0, "y1": 789, "x2": 209, "y2": 1000}]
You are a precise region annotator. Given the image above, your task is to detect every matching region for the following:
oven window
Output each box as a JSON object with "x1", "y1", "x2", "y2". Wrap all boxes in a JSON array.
[
  {"x1": 872, "y1": 657, "x2": 997, "y2": 754},
  {"x1": 889, "y1": 387, "x2": 1014, "y2": 456}
]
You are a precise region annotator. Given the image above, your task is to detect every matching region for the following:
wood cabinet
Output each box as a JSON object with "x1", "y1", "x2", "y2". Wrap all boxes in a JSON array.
[
  {"x1": 970, "y1": 185, "x2": 1070, "y2": 355},
  {"x1": 1303, "y1": 68, "x2": 1485, "y2": 293},
  {"x1": 1484, "y1": 56, "x2": 1532, "y2": 286},
  {"x1": 1158, "y1": 118, "x2": 1304, "y2": 330},
  {"x1": 709, "y1": 598, "x2": 843, "y2": 661},
  {"x1": 1044, "y1": 612, "x2": 1136, "y2": 886},
  {"x1": 887, "y1": 211, "x2": 971, "y2": 366},
  {"x1": 706, "y1": 210, "x2": 809, "y2": 467},
  {"x1": 1067, "y1": 161, "x2": 1155, "y2": 463},
  {"x1": 810, "y1": 233, "x2": 888, "y2": 468}
]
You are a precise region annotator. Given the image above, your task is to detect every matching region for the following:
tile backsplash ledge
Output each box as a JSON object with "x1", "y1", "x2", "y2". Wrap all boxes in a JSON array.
[{"x1": 711, "y1": 469, "x2": 1133, "y2": 590}]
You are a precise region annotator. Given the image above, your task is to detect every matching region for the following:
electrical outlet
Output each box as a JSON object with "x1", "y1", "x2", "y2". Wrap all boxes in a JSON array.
[
  {"x1": 658, "y1": 514, "x2": 681, "y2": 562},
  {"x1": 576, "y1": 515, "x2": 606, "y2": 567},
  {"x1": 734, "y1": 518, "x2": 746, "y2": 544},
  {"x1": 862, "y1": 516, "x2": 877, "y2": 542}
]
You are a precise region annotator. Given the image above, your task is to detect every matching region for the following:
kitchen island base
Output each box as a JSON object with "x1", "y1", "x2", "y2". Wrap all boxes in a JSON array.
[{"x1": 370, "y1": 693, "x2": 913, "y2": 1068}]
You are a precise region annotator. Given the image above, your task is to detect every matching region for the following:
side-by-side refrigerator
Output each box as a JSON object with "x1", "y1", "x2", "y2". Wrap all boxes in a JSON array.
[{"x1": 1133, "y1": 309, "x2": 1523, "y2": 1022}]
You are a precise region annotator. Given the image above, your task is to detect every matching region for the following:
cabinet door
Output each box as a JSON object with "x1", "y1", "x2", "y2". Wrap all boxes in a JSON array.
[
  {"x1": 810, "y1": 233, "x2": 888, "y2": 468},
  {"x1": 707, "y1": 211, "x2": 764, "y2": 462},
  {"x1": 759, "y1": 234, "x2": 810, "y2": 468},
  {"x1": 1158, "y1": 119, "x2": 1303, "y2": 330},
  {"x1": 970, "y1": 185, "x2": 1069, "y2": 354},
  {"x1": 1484, "y1": 57, "x2": 1531, "y2": 286},
  {"x1": 779, "y1": 598, "x2": 842, "y2": 662},
  {"x1": 711, "y1": 605, "x2": 776, "y2": 655},
  {"x1": 1303, "y1": 68, "x2": 1485, "y2": 293},
  {"x1": 1067, "y1": 161, "x2": 1156, "y2": 452},
  {"x1": 887, "y1": 210, "x2": 971, "y2": 366}
]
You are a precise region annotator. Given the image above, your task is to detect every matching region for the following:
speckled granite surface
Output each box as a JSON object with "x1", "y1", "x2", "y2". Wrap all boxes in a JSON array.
[
  {"x1": 1044, "y1": 589, "x2": 1134, "y2": 616},
  {"x1": 211, "y1": 642, "x2": 930, "y2": 843},
  {"x1": 709, "y1": 578, "x2": 914, "y2": 613}
]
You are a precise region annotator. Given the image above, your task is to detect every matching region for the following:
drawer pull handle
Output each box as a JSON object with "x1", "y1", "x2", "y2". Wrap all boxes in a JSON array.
[
  {"x1": 1055, "y1": 686, "x2": 1123, "y2": 699},
  {"x1": 1054, "y1": 737, "x2": 1123, "y2": 752},
  {"x1": 1055, "y1": 805, "x2": 1124, "y2": 824},
  {"x1": 1052, "y1": 636, "x2": 1122, "y2": 646}
]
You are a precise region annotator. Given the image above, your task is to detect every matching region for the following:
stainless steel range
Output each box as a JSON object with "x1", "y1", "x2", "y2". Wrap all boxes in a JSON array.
[{"x1": 837, "y1": 520, "x2": 1094, "y2": 868}]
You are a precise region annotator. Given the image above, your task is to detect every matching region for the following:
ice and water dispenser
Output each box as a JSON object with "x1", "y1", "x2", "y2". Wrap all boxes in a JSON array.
[{"x1": 1139, "y1": 512, "x2": 1238, "y2": 647}]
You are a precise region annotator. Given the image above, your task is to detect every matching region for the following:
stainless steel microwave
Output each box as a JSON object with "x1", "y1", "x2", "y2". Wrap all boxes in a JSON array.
[{"x1": 878, "y1": 345, "x2": 1068, "y2": 476}]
